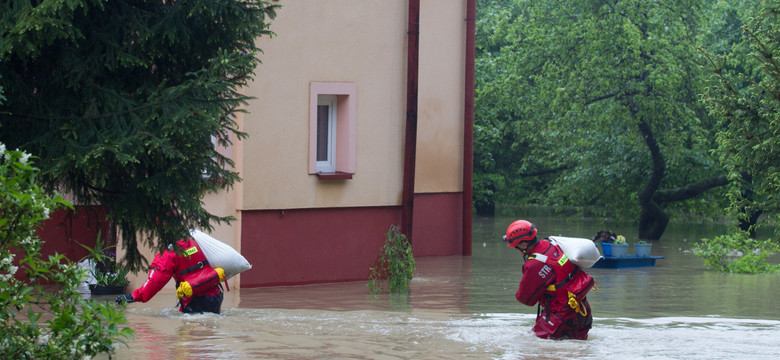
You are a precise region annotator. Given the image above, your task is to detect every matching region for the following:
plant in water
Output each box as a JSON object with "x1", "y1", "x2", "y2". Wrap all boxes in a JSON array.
[
  {"x1": 694, "y1": 230, "x2": 780, "y2": 274},
  {"x1": 79, "y1": 232, "x2": 130, "y2": 287},
  {"x1": 0, "y1": 143, "x2": 134, "y2": 359},
  {"x1": 368, "y1": 225, "x2": 415, "y2": 294}
]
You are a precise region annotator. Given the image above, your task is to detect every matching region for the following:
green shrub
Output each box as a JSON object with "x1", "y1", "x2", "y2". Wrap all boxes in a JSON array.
[
  {"x1": 368, "y1": 225, "x2": 415, "y2": 294},
  {"x1": 78, "y1": 232, "x2": 130, "y2": 287},
  {"x1": 1, "y1": 143, "x2": 134, "y2": 359},
  {"x1": 694, "y1": 230, "x2": 780, "y2": 274}
]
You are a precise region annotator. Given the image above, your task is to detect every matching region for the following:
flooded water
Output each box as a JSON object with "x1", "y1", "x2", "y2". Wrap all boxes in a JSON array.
[{"x1": 97, "y1": 209, "x2": 780, "y2": 359}]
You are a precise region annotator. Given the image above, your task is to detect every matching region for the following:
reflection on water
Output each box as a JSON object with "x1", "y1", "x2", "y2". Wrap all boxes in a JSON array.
[{"x1": 99, "y1": 212, "x2": 780, "y2": 359}]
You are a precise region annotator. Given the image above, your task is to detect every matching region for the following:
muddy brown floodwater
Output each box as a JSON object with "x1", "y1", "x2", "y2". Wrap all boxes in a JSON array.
[{"x1": 96, "y1": 211, "x2": 780, "y2": 359}]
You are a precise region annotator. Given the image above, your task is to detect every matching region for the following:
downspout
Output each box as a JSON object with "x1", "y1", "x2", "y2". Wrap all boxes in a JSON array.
[
  {"x1": 463, "y1": 0, "x2": 475, "y2": 256},
  {"x1": 401, "y1": 0, "x2": 420, "y2": 241}
]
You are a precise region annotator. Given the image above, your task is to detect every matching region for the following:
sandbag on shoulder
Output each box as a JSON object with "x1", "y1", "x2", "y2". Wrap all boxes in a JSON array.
[
  {"x1": 548, "y1": 236, "x2": 602, "y2": 268},
  {"x1": 188, "y1": 229, "x2": 252, "y2": 280}
]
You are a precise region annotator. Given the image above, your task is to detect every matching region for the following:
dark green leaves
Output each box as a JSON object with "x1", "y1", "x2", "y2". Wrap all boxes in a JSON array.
[
  {"x1": 0, "y1": 1, "x2": 279, "y2": 269},
  {"x1": 474, "y1": 0, "x2": 740, "y2": 230}
]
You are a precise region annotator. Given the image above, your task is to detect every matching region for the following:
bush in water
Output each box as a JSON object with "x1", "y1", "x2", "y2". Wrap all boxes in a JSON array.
[
  {"x1": 0, "y1": 143, "x2": 134, "y2": 359},
  {"x1": 368, "y1": 225, "x2": 415, "y2": 294},
  {"x1": 694, "y1": 230, "x2": 780, "y2": 274}
]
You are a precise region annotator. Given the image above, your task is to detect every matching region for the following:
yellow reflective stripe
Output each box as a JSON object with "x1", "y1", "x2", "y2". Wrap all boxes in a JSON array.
[
  {"x1": 184, "y1": 246, "x2": 198, "y2": 256},
  {"x1": 558, "y1": 253, "x2": 568, "y2": 266},
  {"x1": 546, "y1": 284, "x2": 556, "y2": 291}
]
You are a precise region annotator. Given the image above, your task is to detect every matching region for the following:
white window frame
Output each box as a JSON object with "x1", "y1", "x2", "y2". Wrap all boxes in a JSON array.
[
  {"x1": 308, "y1": 82, "x2": 357, "y2": 177},
  {"x1": 316, "y1": 95, "x2": 337, "y2": 173}
]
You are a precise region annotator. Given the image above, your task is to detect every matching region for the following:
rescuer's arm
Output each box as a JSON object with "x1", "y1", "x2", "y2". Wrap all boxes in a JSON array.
[
  {"x1": 515, "y1": 260, "x2": 554, "y2": 306},
  {"x1": 128, "y1": 251, "x2": 177, "y2": 303}
]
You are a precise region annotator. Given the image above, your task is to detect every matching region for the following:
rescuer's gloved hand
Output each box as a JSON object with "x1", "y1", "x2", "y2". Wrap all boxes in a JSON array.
[{"x1": 115, "y1": 294, "x2": 134, "y2": 304}]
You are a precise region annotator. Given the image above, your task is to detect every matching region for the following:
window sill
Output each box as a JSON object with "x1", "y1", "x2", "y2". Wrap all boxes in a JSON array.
[
  {"x1": 203, "y1": 173, "x2": 227, "y2": 186},
  {"x1": 316, "y1": 172, "x2": 353, "y2": 180}
]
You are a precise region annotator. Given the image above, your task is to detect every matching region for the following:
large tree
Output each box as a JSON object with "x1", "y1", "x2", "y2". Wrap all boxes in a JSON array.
[
  {"x1": 0, "y1": 0, "x2": 278, "y2": 269},
  {"x1": 474, "y1": 0, "x2": 576, "y2": 215},
  {"x1": 702, "y1": 0, "x2": 780, "y2": 236},
  {"x1": 476, "y1": 0, "x2": 749, "y2": 240}
]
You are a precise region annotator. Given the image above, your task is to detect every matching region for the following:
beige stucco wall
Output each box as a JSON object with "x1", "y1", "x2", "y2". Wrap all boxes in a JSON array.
[
  {"x1": 241, "y1": 0, "x2": 466, "y2": 210},
  {"x1": 417, "y1": 0, "x2": 466, "y2": 193}
]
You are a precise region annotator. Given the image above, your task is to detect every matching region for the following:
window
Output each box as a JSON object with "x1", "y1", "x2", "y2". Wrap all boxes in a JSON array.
[
  {"x1": 316, "y1": 95, "x2": 337, "y2": 173},
  {"x1": 309, "y1": 82, "x2": 356, "y2": 179},
  {"x1": 202, "y1": 134, "x2": 232, "y2": 182},
  {"x1": 202, "y1": 135, "x2": 218, "y2": 179}
]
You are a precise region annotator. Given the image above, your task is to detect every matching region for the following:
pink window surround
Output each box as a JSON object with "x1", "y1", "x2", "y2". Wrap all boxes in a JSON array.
[{"x1": 309, "y1": 82, "x2": 357, "y2": 176}]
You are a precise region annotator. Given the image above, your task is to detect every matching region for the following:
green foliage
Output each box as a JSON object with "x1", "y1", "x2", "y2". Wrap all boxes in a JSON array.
[
  {"x1": 92, "y1": 264, "x2": 130, "y2": 288},
  {"x1": 1, "y1": 143, "x2": 134, "y2": 359},
  {"x1": 78, "y1": 231, "x2": 127, "y2": 286},
  {"x1": 0, "y1": 0, "x2": 279, "y2": 270},
  {"x1": 694, "y1": 230, "x2": 780, "y2": 274},
  {"x1": 78, "y1": 232, "x2": 129, "y2": 287},
  {"x1": 701, "y1": 0, "x2": 780, "y2": 236},
  {"x1": 368, "y1": 226, "x2": 415, "y2": 295},
  {"x1": 474, "y1": 0, "x2": 745, "y2": 230}
]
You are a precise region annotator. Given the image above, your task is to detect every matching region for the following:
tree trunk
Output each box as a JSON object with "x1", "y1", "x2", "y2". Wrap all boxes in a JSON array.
[
  {"x1": 652, "y1": 174, "x2": 731, "y2": 203},
  {"x1": 474, "y1": 184, "x2": 496, "y2": 216},
  {"x1": 639, "y1": 199, "x2": 669, "y2": 240},
  {"x1": 632, "y1": 109, "x2": 737, "y2": 240},
  {"x1": 636, "y1": 116, "x2": 667, "y2": 241},
  {"x1": 738, "y1": 209, "x2": 763, "y2": 238},
  {"x1": 475, "y1": 202, "x2": 495, "y2": 216},
  {"x1": 736, "y1": 172, "x2": 762, "y2": 238}
]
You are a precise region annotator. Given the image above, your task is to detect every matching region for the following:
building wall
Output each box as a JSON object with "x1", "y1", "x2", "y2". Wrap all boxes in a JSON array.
[
  {"x1": 412, "y1": 0, "x2": 467, "y2": 257},
  {"x1": 240, "y1": 206, "x2": 398, "y2": 287},
  {"x1": 22, "y1": 206, "x2": 109, "y2": 283},
  {"x1": 234, "y1": 0, "x2": 468, "y2": 287},
  {"x1": 417, "y1": 0, "x2": 466, "y2": 193},
  {"x1": 242, "y1": 1, "x2": 408, "y2": 210}
]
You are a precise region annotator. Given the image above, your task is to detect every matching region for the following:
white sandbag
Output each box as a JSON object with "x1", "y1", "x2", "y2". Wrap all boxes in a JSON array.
[
  {"x1": 189, "y1": 229, "x2": 252, "y2": 280},
  {"x1": 548, "y1": 236, "x2": 602, "y2": 268},
  {"x1": 77, "y1": 259, "x2": 98, "y2": 285}
]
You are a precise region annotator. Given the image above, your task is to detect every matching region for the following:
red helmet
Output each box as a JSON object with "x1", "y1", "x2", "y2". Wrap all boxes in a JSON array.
[{"x1": 503, "y1": 220, "x2": 537, "y2": 248}]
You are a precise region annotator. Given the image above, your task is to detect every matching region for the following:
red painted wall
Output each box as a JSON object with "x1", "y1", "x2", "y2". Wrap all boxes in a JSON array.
[
  {"x1": 240, "y1": 192, "x2": 464, "y2": 288},
  {"x1": 411, "y1": 192, "x2": 464, "y2": 257},
  {"x1": 21, "y1": 193, "x2": 463, "y2": 288},
  {"x1": 11, "y1": 206, "x2": 108, "y2": 282},
  {"x1": 36, "y1": 206, "x2": 110, "y2": 262},
  {"x1": 240, "y1": 206, "x2": 400, "y2": 287}
]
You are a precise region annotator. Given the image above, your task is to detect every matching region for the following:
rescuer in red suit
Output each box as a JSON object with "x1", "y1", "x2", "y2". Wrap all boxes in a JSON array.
[
  {"x1": 115, "y1": 237, "x2": 224, "y2": 314},
  {"x1": 503, "y1": 220, "x2": 595, "y2": 340}
]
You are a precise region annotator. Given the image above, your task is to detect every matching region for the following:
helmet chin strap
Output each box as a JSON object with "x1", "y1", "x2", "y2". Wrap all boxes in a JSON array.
[
  {"x1": 514, "y1": 244, "x2": 530, "y2": 263},
  {"x1": 519, "y1": 248, "x2": 530, "y2": 263},
  {"x1": 517, "y1": 238, "x2": 540, "y2": 258}
]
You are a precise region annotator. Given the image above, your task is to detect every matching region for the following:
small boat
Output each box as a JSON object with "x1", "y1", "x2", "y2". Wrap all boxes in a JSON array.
[{"x1": 592, "y1": 255, "x2": 665, "y2": 268}]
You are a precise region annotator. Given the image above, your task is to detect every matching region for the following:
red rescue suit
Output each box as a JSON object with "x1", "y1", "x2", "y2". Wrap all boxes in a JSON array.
[
  {"x1": 516, "y1": 239, "x2": 594, "y2": 340},
  {"x1": 131, "y1": 238, "x2": 223, "y2": 313}
]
